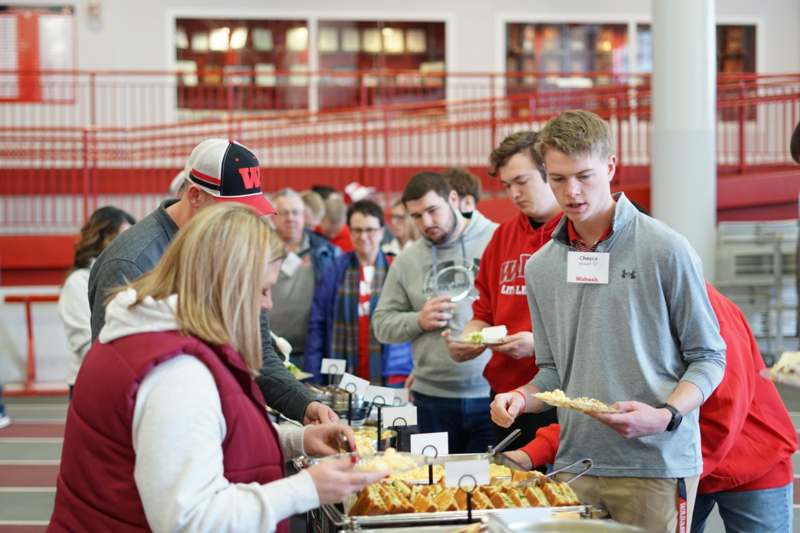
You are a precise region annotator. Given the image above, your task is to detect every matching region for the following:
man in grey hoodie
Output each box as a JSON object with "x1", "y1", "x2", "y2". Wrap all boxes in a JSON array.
[
  {"x1": 373, "y1": 172, "x2": 497, "y2": 453},
  {"x1": 490, "y1": 111, "x2": 726, "y2": 532}
]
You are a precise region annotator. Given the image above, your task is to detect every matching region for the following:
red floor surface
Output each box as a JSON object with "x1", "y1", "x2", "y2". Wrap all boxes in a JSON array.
[
  {"x1": 0, "y1": 527, "x2": 47, "y2": 533},
  {"x1": 0, "y1": 423, "x2": 64, "y2": 439},
  {"x1": 0, "y1": 464, "x2": 58, "y2": 487}
]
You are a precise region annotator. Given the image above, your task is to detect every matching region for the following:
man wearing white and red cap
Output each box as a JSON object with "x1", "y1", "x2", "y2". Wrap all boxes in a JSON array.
[{"x1": 88, "y1": 139, "x2": 336, "y2": 424}]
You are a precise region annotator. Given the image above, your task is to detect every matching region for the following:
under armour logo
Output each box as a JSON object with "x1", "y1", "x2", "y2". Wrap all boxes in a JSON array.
[{"x1": 621, "y1": 269, "x2": 637, "y2": 279}]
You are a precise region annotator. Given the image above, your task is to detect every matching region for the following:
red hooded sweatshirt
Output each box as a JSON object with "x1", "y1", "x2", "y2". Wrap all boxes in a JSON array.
[
  {"x1": 472, "y1": 212, "x2": 563, "y2": 392},
  {"x1": 519, "y1": 284, "x2": 797, "y2": 494}
]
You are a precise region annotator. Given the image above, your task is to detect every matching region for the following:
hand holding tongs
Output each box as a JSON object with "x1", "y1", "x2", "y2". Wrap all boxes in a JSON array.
[{"x1": 338, "y1": 431, "x2": 359, "y2": 464}]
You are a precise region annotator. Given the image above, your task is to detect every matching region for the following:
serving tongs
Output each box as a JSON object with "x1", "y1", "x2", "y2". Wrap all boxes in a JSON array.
[{"x1": 514, "y1": 457, "x2": 594, "y2": 488}]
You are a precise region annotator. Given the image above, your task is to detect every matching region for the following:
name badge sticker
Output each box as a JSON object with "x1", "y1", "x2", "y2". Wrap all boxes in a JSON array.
[
  {"x1": 567, "y1": 251, "x2": 610, "y2": 284},
  {"x1": 281, "y1": 252, "x2": 302, "y2": 277}
]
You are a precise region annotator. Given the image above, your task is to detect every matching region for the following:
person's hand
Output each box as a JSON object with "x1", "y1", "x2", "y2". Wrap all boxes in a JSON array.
[
  {"x1": 404, "y1": 374, "x2": 415, "y2": 405},
  {"x1": 304, "y1": 401, "x2": 340, "y2": 425},
  {"x1": 589, "y1": 401, "x2": 672, "y2": 439},
  {"x1": 418, "y1": 296, "x2": 456, "y2": 331},
  {"x1": 490, "y1": 391, "x2": 525, "y2": 428},
  {"x1": 442, "y1": 329, "x2": 486, "y2": 362},
  {"x1": 493, "y1": 332, "x2": 534, "y2": 360},
  {"x1": 306, "y1": 457, "x2": 388, "y2": 505},
  {"x1": 502, "y1": 449, "x2": 533, "y2": 470},
  {"x1": 303, "y1": 423, "x2": 356, "y2": 457}
]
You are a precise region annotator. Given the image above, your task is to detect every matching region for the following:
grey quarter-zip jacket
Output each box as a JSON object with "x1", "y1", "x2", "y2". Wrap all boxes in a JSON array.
[{"x1": 527, "y1": 193, "x2": 726, "y2": 478}]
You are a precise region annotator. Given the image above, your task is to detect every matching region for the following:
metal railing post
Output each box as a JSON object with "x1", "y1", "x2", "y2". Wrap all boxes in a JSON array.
[
  {"x1": 82, "y1": 128, "x2": 90, "y2": 222},
  {"x1": 737, "y1": 81, "x2": 746, "y2": 174},
  {"x1": 382, "y1": 106, "x2": 391, "y2": 207}
]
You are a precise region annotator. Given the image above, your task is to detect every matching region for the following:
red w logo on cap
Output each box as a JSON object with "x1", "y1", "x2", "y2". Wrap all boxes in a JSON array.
[{"x1": 239, "y1": 167, "x2": 262, "y2": 189}]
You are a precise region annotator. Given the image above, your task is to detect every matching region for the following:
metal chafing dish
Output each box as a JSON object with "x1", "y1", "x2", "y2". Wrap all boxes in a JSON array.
[
  {"x1": 305, "y1": 430, "x2": 598, "y2": 532},
  {"x1": 317, "y1": 503, "x2": 594, "y2": 532}
]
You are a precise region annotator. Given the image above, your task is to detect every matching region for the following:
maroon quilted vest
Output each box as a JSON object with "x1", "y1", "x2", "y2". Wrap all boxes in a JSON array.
[{"x1": 48, "y1": 331, "x2": 288, "y2": 533}]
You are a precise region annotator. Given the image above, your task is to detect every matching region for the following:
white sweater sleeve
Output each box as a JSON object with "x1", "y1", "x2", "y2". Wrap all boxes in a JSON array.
[
  {"x1": 57, "y1": 269, "x2": 93, "y2": 383},
  {"x1": 132, "y1": 355, "x2": 320, "y2": 533}
]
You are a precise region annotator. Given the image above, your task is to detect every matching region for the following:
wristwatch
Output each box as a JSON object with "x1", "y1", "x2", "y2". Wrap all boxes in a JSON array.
[{"x1": 659, "y1": 403, "x2": 683, "y2": 432}]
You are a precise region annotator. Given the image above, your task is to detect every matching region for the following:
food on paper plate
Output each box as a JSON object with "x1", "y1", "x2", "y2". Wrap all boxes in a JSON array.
[
  {"x1": 534, "y1": 389, "x2": 619, "y2": 414},
  {"x1": 768, "y1": 351, "x2": 800, "y2": 387},
  {"x1": 348, "y1": 477, "x2": 580, "y2": 515},
  {"x1": 463, "y1": 325, "x2": 508, "y2": 344}
]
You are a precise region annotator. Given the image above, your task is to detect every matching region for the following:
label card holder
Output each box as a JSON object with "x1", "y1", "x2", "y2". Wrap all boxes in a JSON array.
[
  {"x1": 410, "y1": 432, "x2": 449, "y2": 457},
  {"x1": 444, "y1": 459, "x2": 489, "y2": 488},
  {"x1": 337, "y1": 373, "x2": 369, "y2": 397},
  {"x1": 320, "y1": 358, "x2": 346, "y2": 375},
  {"x1": 381, "y1": 405, "x2": 417, "y2": 429},
  {"x1": 365, "y1": 385, "x2": 398, "y2": 406}
]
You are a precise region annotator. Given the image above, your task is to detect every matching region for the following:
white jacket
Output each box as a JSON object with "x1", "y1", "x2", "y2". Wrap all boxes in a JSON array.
[{"x1": 57, "y1": 267, "x2": 92, "y2": 386}]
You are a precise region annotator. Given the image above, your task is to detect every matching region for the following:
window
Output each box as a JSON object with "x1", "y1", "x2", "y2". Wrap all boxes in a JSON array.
[
  {"x1": 635, "y1": 23, "x2": 756, "y2": 75},
  {"x1": 505, "y1": 22, "x2": 629, "y2": 94},
  {"x1": 0, "y1": 5, "x2": 74, "y2": 102},
  {"x1": 175, "y1": 18, "x2": 309, "y2": 111},
  {"x1": 316, "y1": 20, "x2": 446, "y2": 110}
]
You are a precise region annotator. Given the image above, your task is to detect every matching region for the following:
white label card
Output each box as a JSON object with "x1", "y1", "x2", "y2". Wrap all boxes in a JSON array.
[
  {"x1": 336, "y1": 373, "x2": 369, "y2": 397},
  {"x1": 380, "y1": 405, "x2": 417, "y2": 429},
  {"x1": 444, "y1": 459, "x2": 490, "y2": 488},
  {"x1": 320, "y1": 358, "x2": 346, "y2": 375},
  {"x1": 566, "y1": 251, "x2": 610, "y2": 284},
  {"x1": 281, "y1": 252, "x2": 302, "y2": 277},
  {"x1": 410, "y1": 432, "x2": 449, "y2": 457},
  {"x1": 365, "y1": 385, "x2": 398, "y2": 406}
]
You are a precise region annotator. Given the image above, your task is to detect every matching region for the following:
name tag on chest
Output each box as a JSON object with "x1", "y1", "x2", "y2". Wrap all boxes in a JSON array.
[{"x1": 567, "y1": 251, "x2": 610, "y2": 284}]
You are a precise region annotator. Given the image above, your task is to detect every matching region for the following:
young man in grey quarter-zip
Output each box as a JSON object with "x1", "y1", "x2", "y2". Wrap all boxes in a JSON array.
[{"x1": 490, "y1": 110, "x2": 726, "y2": 533}]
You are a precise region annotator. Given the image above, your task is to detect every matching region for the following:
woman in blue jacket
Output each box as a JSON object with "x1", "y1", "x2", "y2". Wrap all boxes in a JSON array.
[{"x1": 304, "y1": 199, "x2": 412, "y2": 385}]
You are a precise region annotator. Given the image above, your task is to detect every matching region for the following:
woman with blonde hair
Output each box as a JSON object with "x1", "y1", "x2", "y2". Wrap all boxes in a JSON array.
[{"x1": 49, "y1": 203, "x2": 385, "y2": 533}]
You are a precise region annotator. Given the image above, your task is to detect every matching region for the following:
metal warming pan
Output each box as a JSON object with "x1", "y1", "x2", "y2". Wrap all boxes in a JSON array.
[{"x1": 320, "y1": 503, "x2": 594, "y2": 531}]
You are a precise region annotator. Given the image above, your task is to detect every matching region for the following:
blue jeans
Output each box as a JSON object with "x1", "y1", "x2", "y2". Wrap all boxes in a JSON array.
[
  {"x1": 412, "y1": 391, "x2": 494, "y2": 454},
  {"x1": 691, "y1": 482, "x2": 793, "y2": 533},
  {"x1": 0, "y1": 384, "x2": 5, "y2": 417}
]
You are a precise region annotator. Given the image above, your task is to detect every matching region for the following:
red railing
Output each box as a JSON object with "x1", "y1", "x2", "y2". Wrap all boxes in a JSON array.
[
  {"x1": 1, "y1": 70, "x2": 799, "y2": 232},
  {"x1": 3, "y1": 294, "x2": 66, "y2": 397}
]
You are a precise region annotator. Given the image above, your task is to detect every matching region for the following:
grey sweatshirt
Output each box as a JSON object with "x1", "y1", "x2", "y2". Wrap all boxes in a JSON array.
[
  {"x1": 373, "y1": 209, "x2": 497, "y2": 398},
  {"x1": 527, "y1": 194, "x2": 726, "y2": 478}
]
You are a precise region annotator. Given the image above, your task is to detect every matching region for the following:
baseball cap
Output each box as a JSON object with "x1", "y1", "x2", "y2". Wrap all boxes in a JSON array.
[{"x1": 186, "y1": 139, "x2": 277, "y2": 216}]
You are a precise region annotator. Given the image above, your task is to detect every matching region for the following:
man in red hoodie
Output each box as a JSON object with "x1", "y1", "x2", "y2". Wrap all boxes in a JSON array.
[
  {"x1": 445, "y1": 131, "x2": 562, "y2": 447},
  {"x1": 505, "y1": 283, "x2": 797, "y2": 532}
]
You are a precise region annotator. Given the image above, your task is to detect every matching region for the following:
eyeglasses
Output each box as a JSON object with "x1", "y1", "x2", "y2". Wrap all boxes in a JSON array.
[
  {"x1": 277, "y1": 209, "x2": 303, "y2": 218},
  {"x1": 350, "y1": 227, "x2": 382, "y2": 236}
]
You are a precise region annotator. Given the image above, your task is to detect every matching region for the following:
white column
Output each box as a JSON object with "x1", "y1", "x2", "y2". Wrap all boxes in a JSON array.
[{"x1": 651, "y1": 0, "x2": 717, "y2": 281}]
